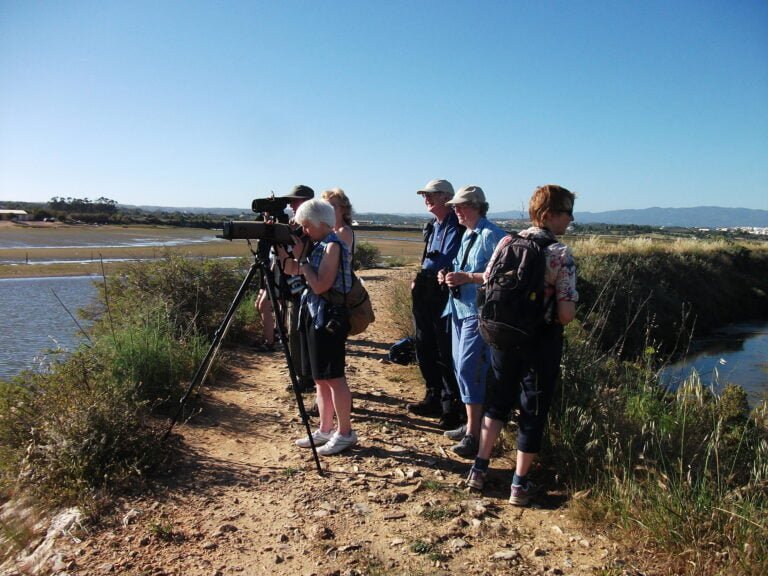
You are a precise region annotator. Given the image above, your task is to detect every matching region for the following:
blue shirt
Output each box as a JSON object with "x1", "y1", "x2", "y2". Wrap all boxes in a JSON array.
[
  {"x1": 422, "y1": 211, "x2": 462, "y2": 273},
  {"x1": 444, "y1": 217, "x2": 507, "y2": 320}
]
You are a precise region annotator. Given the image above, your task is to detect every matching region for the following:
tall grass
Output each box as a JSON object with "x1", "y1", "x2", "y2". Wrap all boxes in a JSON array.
[
  {"x1": 383, "y1": 270, "x2": 416, "y2": 339},
  {"x1": 574, "y1": 238, "x2": 768, "y2": 357}
]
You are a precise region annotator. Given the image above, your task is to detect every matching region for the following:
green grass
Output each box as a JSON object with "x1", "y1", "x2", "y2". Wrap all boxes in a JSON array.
[{"x1": 419, "y1": 505, "x2": 458, "y2": 522}]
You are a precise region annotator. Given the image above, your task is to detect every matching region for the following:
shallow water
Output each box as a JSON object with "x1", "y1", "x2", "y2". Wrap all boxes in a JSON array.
[
  {"x1": 661, "y1": 321, "x2": 768, "y2": 406},
  {"x1": 0, "y1": 276, "x2": 98, "y2": 380},
  {"x1": 0, "y1": 225, "x2": 219, "y2": 249}
]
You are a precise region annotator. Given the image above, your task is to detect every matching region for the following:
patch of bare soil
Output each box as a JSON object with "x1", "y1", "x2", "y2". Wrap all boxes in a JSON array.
[{"x1": 11, "y1": 268, "x2": 643, "y2": 576}]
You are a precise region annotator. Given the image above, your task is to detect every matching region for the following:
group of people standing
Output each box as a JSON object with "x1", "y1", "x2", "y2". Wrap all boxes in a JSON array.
[{"x1": 255, "y1": 179, "x2": 579, "y2": 507}]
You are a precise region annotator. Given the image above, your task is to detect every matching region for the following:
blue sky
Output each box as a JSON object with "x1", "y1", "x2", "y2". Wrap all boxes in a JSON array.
[{"x1": 1, "y1": 1, "x2": 766, "y2": 214}]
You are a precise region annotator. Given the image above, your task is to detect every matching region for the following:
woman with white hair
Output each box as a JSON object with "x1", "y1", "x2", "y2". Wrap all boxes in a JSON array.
[{"x1": 278, "y1": 198, "x2": 357, "y2": 455}]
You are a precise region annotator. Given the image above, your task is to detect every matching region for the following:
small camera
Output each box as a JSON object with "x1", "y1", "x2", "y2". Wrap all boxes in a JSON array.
[{"x1": 324, "y1": 305, "x2": 348, "y2": 335}]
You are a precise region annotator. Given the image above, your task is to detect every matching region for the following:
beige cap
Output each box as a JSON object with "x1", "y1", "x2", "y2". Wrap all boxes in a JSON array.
[
  {"x1": 446, "y1": 185, "x2": 485, "y2": 205},
  {"x1": 416, "y1": 179, "x2": 454, "y2": 198}
]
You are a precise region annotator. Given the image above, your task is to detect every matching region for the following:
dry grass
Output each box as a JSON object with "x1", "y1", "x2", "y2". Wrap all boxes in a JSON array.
[{"x1": 571, "y1": 235, "x2": 768, "y2": 256}]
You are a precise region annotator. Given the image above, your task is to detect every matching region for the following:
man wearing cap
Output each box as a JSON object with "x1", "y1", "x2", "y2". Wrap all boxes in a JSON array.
[
  {"x1": 279, "y1": 184, "x2": 316, "y2": 393},
  {"x1": 408, "y1": 179, "x2": 464, "y2": 429}
]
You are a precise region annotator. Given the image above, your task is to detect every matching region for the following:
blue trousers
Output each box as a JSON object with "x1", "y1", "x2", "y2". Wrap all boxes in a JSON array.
[{"x1": 451, "y1": 315, "x2": 490, "y2": 405}]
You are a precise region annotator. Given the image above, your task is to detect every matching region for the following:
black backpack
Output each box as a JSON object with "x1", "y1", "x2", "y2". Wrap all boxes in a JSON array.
[{"x1": 477, "y1": 233, "x2": 555, "y2": 349}]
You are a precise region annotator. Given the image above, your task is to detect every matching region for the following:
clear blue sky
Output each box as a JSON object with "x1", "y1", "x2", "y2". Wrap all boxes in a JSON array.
[{"x1": 1, "y1": 1, "x2": 766, "y2": 214}]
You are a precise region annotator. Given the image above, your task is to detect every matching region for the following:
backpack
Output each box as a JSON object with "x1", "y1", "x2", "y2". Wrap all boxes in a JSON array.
[{"x1": 477, "y1": 233, "x2": 555, "y2": 349}]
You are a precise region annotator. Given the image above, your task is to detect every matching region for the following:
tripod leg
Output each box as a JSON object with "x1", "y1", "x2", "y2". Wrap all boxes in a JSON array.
[
  {"x1": 263, "y1": 274, "x2": 324, "y2": 475},
  {"x1": 164, "y1": 262, "x2": 260, "y2": 441}
]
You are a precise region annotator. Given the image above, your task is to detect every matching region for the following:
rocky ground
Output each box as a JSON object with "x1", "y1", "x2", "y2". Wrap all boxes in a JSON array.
[{"x1": 4, "y1": 268, "x2": 649, "y2": 576}]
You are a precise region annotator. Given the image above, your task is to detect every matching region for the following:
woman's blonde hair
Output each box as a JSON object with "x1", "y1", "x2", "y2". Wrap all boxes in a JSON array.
[
  {"x1": 529, "y1": 185, "x2": 576, "y2": 227},
  {"x1": 322, "y1": 187, "x2": 353, "y2": 225}
]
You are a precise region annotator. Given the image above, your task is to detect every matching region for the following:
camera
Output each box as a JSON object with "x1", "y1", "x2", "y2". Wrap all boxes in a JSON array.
[
  {"x1": 252, "y1": 196, "x2": 290, "y2": 220},
  {"x1": 440, "y1": 265, "x2": 461, "y2": 299},
  {"x1": 218, "y1": 192, "x2": 306, "y2": 244},
  {"x1": 324, "y1": 304, "x2": 349, "y2": 335},
  {"x1": 218, "y1": 220, "x2": 295, "y2": 244}
]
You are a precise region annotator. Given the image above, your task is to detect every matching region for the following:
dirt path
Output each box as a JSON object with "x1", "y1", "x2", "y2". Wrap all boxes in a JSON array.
[{"x1": 23, "y1": 268, "x2": 635, "y2": 576}]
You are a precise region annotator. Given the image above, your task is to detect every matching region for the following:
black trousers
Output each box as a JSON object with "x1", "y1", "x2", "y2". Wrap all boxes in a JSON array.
[
  {"x1": 485, "y1": 324, "x2": 564, "y2": 454},
  {"x1": 412, "y1": 272, "x2": 460, "y2": 414}
]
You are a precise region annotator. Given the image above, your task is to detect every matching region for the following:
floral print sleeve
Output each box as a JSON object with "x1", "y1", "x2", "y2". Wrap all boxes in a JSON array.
[{"x1": 545, "y1": 243, "x2": 578, "y2": 303}]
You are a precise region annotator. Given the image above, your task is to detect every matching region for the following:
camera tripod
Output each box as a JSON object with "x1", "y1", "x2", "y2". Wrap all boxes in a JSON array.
[{"x1": 164, "y1": 245, "x2": 323, "y2": 475}]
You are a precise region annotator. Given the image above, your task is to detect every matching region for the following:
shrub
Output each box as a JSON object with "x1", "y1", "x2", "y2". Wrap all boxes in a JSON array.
[
  {"x1": 91, "y1": 253, "x2": 249, "y2": 340},
  {"x1": 92, "y1": 303, "x2": 208, "y2": 409},
  {"x1": 354, "y1": 241, "x2": 380, "y2": 270},
  {"x1": 1, "y1": 359, "x2": 163, "y2": 504}
]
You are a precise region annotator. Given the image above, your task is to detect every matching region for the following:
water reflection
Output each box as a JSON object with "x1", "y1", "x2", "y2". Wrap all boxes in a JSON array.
[{"x1": 0, "y1": 276, "x2": 98, "y2": 380}]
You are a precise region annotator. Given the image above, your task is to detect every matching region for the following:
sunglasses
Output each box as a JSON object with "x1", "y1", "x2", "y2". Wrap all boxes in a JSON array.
[{"x1": 556, "y1": 208, "x2": 574, "y2": 217}]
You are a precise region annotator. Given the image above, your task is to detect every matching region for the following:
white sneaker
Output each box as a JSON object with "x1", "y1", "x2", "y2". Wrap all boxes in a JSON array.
[
  {"x1": 316, "y1": 430, "x2": 358, "y2": 455},
  {"x1": 295, "y1": 429, "x2": 334, "y2": 448}
]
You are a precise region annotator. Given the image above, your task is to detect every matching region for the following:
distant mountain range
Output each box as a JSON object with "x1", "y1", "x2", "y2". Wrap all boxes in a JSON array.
[
  {"x1": 121, "y1": 204, "x2": 768, "y2": 229},
  {"x1": 490, "y1": 206, "x2": 768, "y2": 228}
]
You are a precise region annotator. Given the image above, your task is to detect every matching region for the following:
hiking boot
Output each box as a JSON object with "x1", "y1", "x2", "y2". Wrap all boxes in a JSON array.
[
  {"x1": 437, "y1": 411, "x2": 463, "y2": 430},
  {"x1": 451, "y1": 434, "x2": 479, "y2": 459},
  {"x1": 317, "y1": 430, "x2": 358, "y2": 456},
  {"x1": 465, "y1": 466, "x2": 486, "y2": 491},
  {"x1": 295, "y1": 429, "x2": 334, "y2": 449},
  {"x1": 509, "y1": 481, "x2": 537, "y2": 507},
  {"x1": 406, "y1": 397, "x2": 441, "y2": 417},
  {"x1": 443, "y1": 424, "x2": 467, "y2": 441}
]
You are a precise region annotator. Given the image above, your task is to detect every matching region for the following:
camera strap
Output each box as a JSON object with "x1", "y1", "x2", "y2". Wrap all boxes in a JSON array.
[{"x1": 456, "y1": 231, "x2": 478, "y2": 272}]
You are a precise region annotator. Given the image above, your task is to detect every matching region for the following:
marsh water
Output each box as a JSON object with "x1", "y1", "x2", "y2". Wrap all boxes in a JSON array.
[
  {"x1": 0, "y1": 276, "x2": 98, "y2": 380},
  {"x1": 661, "y1": 321, "x2": 768, "y2": 406}
]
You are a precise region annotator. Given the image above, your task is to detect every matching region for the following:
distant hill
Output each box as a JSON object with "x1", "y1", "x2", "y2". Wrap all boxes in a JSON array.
[{"x1": 490, "y1": 206, "x2": 768, "y2": 228}]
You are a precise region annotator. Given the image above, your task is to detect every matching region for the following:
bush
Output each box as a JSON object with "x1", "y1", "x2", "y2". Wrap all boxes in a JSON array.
[
  {"x1": 1, "y1": 359, "x2": 162, "y2": 504},
  {"x1": 354, "y1": 241, "x2": 380, "y2": 270},
  {"x1": 92, "y1": 253, "x2": 249, "y2": 340},
  {"x1": 92, "y1": 303, "x2": 208, "y2": 409}
]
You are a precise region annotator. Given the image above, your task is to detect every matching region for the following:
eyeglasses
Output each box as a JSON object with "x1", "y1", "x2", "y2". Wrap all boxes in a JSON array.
[
  {"x1": 452, "y1": 203, "x2": 472, "y2": 210},
  {"x1": 557, "y1": 208, "x2": 574, "y2": 217}
]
